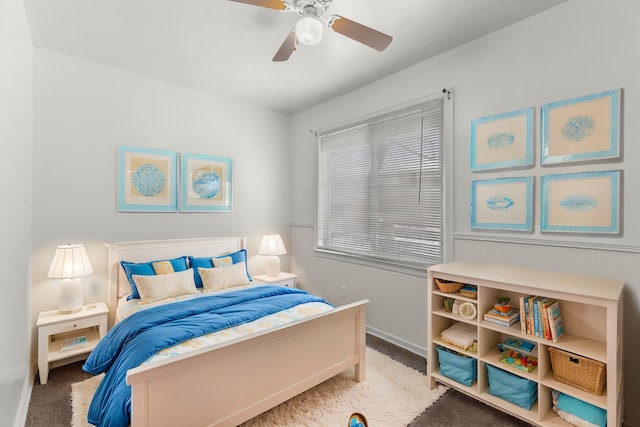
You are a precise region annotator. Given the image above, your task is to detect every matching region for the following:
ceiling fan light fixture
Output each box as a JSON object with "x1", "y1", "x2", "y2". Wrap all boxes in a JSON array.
[{"x1": 295, "y1": 16, "x2": 323, "y2": 45}]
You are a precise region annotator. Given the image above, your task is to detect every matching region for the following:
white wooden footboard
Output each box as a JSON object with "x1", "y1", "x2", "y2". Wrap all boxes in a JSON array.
[{"x1": 126, "y1": 299, "x2": 368, "y2": 427}]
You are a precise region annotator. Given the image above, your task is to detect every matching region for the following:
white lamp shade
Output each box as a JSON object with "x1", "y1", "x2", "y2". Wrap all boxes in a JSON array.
[
  {"x1": 48, "y1": 244, "x2": 93, "y2": 314},
  {"x1": 258, "y1": 235, "x2": 287, "y2": 277},
  {"x1": 47, "y1": 244, "x2": 94, "y2": 279},
  {"x1": 295, "y1": 16, "x2": 323, "y2": 45},
  {"x1": 257, "y1": 235, "x2": 287, "y2": 256}
]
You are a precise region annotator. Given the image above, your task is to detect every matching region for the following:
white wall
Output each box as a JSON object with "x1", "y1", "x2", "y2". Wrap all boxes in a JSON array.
[
  {"x1": 291, "y1": 1, "x2": 640, "y2": 424},
  {"x1": 30, "y1": 49, "x2": 293, "y2": 367},
  {"x1": 0, "y1": 0, "x2": 33, "y2": 425}
]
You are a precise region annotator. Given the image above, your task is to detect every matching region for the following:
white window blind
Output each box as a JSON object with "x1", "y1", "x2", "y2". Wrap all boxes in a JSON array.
[{"x1": 316, "y1": 97, "x2": 444, "y2": 267}]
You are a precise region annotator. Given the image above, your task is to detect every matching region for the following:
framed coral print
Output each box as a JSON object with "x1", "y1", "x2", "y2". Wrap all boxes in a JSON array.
[
  {"x1": 540, "y1": 171, "x2": 621, "y2": 234},
  {"x1": 117, "y1": 146, "x2": 178, "y2": 212},
  {"x1": 180, "y1": 153, "x2": 233, "y2": 212},
  {"x1": 470, "y1": 108, "x2": 534, "y2": 171},
  {"x1": 541, "y1": 89, "x2": 621, "y2": 165},
  {"x1": 471, "y1": 176, "x2": 533, "y2": 231}
]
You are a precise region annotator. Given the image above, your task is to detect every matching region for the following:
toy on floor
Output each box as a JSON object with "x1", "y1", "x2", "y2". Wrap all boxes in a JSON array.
[{"x1": 348, "y1": 412, "x2": 368, "y2": 427}]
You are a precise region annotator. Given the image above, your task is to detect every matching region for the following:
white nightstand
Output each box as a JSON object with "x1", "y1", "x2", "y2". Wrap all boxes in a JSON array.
[
  {"x1": 253, "y1": 272, "x2": 298, "y2": 288},
  {"x1": 37, "y1": 302, "x2": 108, "y2": 385}
]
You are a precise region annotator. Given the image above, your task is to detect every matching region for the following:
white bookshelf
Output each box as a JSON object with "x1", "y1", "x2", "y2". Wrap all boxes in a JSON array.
[{"x1": 426, "y1": 262, "x2": 623, "y2": 427}]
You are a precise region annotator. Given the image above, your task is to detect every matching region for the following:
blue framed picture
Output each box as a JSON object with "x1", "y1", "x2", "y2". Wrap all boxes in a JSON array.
[
  {"x1": 117, "y1": 146, "x2": 178, "y2": 212},
  {"x1": 541, "y1": 89, "x2": 621, "y2": 165},
  {"x1": 471, "y1": 108, "x2": 534, "y2": 171},
  {"x1": 180, "y1": 153, "x2": 233, "y2": 212},
  {"x1": 541, "y1": 171, "x2": 621, "y2": 234},
  {"x1": 471, "y1": 177, "x2": 534, "y2": 231}
]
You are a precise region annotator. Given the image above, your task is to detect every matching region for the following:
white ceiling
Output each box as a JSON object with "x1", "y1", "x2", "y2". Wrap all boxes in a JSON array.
[{"x1": 23, "y1": 0, "x2": 567, "y2": 114}]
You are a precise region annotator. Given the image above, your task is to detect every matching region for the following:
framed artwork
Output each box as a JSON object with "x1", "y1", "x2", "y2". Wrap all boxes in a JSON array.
[
  {"x1": 471, "y1": 107, "x2": 534, "y2": 171},
  {"x1": 180, "y1": 153, "x2": 233, "y2": 212},
  {"x1": 541, "y1": 89, "x2": 621, "y2": 165},
  {"x1": 471, "y1": 176, "x2": 534, "y2": 231},
  {"x1": 540, "y1": 170, "x2": 621, "y2": 234},
  {"x1": 117, "y1": 146, "x2": 178, "y2": 212}
]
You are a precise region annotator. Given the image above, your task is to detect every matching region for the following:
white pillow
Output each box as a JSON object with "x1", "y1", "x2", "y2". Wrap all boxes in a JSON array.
[
  {"x1": 211, "y1": 256, "x2": 233, "y2": 267},
  {"x1": 199, "y1": 262, "x2": 250, "y2": 292},
  {"x1": 132, "y1": 268, "x2": 198, "y2": 303}
]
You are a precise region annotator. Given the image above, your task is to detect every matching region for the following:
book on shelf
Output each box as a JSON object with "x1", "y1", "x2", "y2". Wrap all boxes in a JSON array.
[
  {"x1": 540, "y1": 298, "x2": 557, "y2": 340},
  {"x1": 527, "y1": 296, "x2": 538, "y2": 336},
  {"x1": 483, "y1": 313, "x2": 519, "y2": 327},
  {"x1": 484, "y1": 309, "x2": 519, "y2": 322},
  {"x1": 519, "y1": 295, "x2": 529, "y2": 335},
  {"x1": 501, "y1": 337, "x2": 536, "y2": 354},
  {"x1": 59, "y1": 335, "x2": 89, "y2": 352},
  {"x1": 546, "y1": 300, "x2": 565, "y2": 342},
  {"x1": 533, "y1": 296, "x2": 550, "y2": 338}
]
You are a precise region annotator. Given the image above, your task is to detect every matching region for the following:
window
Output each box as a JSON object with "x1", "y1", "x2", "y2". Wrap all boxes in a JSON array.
[{"x1": 316, "y1": 96, "x2": 445, "y2": 268}]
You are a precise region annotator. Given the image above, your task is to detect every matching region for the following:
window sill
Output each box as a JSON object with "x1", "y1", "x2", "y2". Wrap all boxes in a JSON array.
[{"x1": 314, "y1": 248, "x2": 430, "y2": 278}]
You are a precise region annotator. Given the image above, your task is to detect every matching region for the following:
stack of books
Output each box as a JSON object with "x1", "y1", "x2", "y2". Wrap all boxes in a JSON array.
[
  {"x1": 483, "y1": 307, "x2": 519, "y2": 327},
  {"x1": 59, "y1": 335, "x2": 89, "y2": 352},
  {"x1": 518, "y1": 295, "x2": 565, "y2": 341}
]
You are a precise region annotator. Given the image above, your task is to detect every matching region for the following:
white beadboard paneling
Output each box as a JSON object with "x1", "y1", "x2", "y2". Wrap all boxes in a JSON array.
[
  {"x1": 455, "y1": 239, "x2": 489, "y2": 263},
  {"x1": 488, "y1": 241, "x2": 521, "y2": 266},
  {"x1": 515, "y1": 243, "x2": 557, "y2": 270}
]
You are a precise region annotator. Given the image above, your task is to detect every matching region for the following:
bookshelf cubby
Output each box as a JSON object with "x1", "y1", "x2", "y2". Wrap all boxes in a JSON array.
[{"x1": 426, "y1": 262, "x2": 623, "y2": 427}]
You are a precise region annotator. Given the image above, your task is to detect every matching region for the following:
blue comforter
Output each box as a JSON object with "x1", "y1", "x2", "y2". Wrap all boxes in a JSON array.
[{"x1": 82, "y1": 285, "x2": 329, "y2": 427}]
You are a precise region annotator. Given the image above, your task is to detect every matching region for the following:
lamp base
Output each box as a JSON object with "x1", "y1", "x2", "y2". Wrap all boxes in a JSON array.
[
  {"x1": 59, "y1": 278, "x2": 83, "y2": 314},
  {"x1": 264, "y1": 256, "x2": 281, "y2": 277}
]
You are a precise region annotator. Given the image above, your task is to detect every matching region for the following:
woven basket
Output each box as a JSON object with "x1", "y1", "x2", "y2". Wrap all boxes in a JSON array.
[
  {"x1": 435, "y1": 278, "x2": 464, "y2": 293},
  {"x1": 549, "y1": 347, "x2": 606, "y2": 395},
  {"x1": 459, "y1": 286, "x2": 478, "y2": 299}
]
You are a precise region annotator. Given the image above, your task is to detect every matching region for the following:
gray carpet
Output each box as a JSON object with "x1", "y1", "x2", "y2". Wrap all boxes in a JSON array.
[{"x1": 25, "y1": 334, "x2": 532, "y2": 426}]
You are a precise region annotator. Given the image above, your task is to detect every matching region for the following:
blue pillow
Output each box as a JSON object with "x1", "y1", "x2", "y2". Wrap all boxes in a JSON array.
[
  {"x1": 557, "y1": 392, "x2": 607, "y2": 427},
  {"x1": 188, "y1": 249, "x2": 252, "y2": 288},
  {"x1": 120, "y1": 256, "x2": 188, "y2": 299}
]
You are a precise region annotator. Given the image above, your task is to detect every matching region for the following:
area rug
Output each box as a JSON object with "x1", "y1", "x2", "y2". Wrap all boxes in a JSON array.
[{"x1": 72, "y1": 347, "x2": 448, "y2": 427}]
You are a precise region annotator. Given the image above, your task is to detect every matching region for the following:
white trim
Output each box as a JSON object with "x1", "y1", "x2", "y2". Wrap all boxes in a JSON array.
[
  {"x1": 14, "y1": 376, "x2": 31, "y2": 427},
  {"x1": 366, "y1": 325, "x2": 427, "y2": 359},
  {"x1": 442, "y1": 87, "x2": 455, "y2": 263},
  {"x1": 454, "y1": 233, "x2": 640, "y2": 253}
]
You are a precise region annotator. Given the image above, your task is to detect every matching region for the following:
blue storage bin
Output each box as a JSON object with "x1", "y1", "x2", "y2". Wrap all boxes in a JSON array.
[
  {"x1": 436, "y1": 346, "x2": 477, "y2": 386},
  {"x1": 487, "y1": 364, "x2": 538, "y2": 409}
]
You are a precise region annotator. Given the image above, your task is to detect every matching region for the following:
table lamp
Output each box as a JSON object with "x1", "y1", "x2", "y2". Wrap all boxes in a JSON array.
[
  {"x1": 257, "y1": 234, "x2": 287, "y2": 277},
  {"x1": 47, "y1": 243, "x2": 94, "y2": 314}
]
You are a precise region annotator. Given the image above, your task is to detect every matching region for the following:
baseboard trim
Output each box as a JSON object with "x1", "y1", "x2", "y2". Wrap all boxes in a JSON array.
[
  {"x1": 366, "y1": 325, "x2": 427, "y2": 359},
  {"x1": 15, "y1": 376, "x2": 32, "y2": 427}
]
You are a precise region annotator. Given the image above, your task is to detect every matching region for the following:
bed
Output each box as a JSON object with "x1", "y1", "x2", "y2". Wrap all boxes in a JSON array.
[{"x1": 90, "y1": 236, "x2": 368, "y2": 427}]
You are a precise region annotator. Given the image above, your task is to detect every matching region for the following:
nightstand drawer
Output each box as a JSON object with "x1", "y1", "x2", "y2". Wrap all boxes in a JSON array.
[
  {"x1": 46, "y1": 316, "x2": 102, "y2": 335},
  {"x1": 278, "y1": 278, "x2": 296, "y2": 288},
  {"x1": 253, "y1": 272, "x2": 298, "y2": 288}
]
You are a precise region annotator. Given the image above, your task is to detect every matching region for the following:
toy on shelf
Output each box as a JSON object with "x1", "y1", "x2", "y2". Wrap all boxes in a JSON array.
[{"x1": 494, "y1": 296, "x2": 511, "y2": 313}]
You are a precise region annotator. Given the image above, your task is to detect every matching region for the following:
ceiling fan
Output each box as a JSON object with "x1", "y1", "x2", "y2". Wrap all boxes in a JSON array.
[{"x1": 229, "y1": 0, "x2": 393, "y2": 62}]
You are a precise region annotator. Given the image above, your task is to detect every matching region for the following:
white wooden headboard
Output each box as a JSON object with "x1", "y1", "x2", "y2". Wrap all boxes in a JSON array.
[{"x1": 105, "y1": 236, "x2": 247, "y2": 327}]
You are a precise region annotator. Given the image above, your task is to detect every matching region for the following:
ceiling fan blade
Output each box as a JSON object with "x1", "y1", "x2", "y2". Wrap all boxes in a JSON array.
[
  {"x1": 273, "y1": 30, "x2": 297, "y2": 62},
  {"x1": 228, "y1": 0, "x2": 288, "y2": 11},
  {"x1": 328, "y1": 15, "x2": 392, "y2": 51}
]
